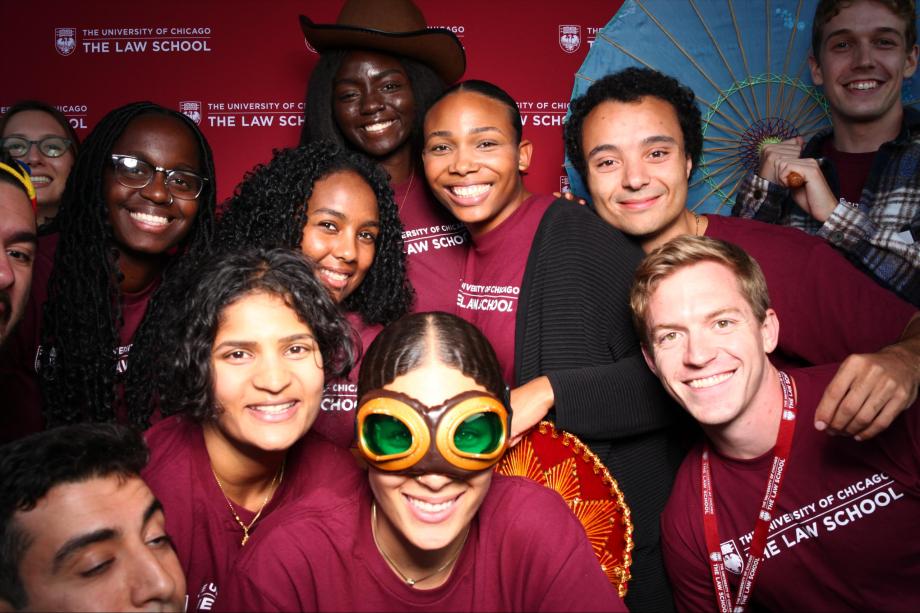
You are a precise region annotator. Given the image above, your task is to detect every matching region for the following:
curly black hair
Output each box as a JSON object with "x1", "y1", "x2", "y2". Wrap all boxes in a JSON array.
[
  {"x1": 214, "y1": 140, "x2": 412, "y2": 326},
  {"x1": 0, "y1": 423, "x2": 148, "y2": 610},
  {"x1": 39, "y1": 101, "x2": 216, "y2": 428},
  {"x1": 301, "y1": 50, "x2": 446, "y2": 166},
  {"x1": 564, "y1": 67, "x2": 703, "y2": 187},
  {"x1": 130, "y1": 248, "x2": 355, "y2": 423}
]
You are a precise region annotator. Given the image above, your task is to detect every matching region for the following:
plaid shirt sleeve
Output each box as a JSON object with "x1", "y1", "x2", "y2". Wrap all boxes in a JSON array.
[{"x1": 733, "y1": 167, "x2": 920, "y2": 305}]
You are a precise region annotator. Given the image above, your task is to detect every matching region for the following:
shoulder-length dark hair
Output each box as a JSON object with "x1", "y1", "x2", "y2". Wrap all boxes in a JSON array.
[
  {"x1": 215, "y1": 140, "x2": 413, "y2": 326},
  {"x1": 131, "y1": 248, "x2": 354, "y2": 423},
  {"x1": 358, "y1": 312, "x2": 505, "y2": 401},
  {"x1": 40, "y1": 101, "x2": 217, "y2": 428},
  {"x1": 301, "y1": 50, "x2": 445, "y2": 163}
]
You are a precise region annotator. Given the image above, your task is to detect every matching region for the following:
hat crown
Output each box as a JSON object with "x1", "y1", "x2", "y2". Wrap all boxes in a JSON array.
[{"x1": 336, "y1": 0, "x2": 428, "y2": 34}]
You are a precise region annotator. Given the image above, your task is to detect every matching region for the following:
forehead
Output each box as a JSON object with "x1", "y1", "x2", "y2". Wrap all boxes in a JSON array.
[
  {"x1": 820, "y1": 0, "x2": 910, "y2": 40},
  {"x1": 112, "y1": 113, "x2": 198, "y2": 157},
  {"x1": 2, "y1": 110, "x2": 68, "y2": 137},
  {"x1": 217, "y1": 291, "x2": 311, "y2": 338},
  {"x1": 384, "y1": 359, "x2": 488, "y2": 407},
  {"x1": 309, "y1": 170, "x2": 378, "y2": 213},
  {"x1": 0, "y1": 183, "x2": 36, "y2": 233},
  {"x1": 15, "y1": 475, "x2": 150, "y2": 559},
  {"x1": 647, "y1": 261, "x2": 749, "y2": 321},
  {"x1": 336, "y1": 50, "x2": 407, "y2": 79},
  {"x1": 582, "y1": 96, "x2": 684, "y2": 149},
  {"x1": 427, "y1": 91, "x2": 513, "y2": 130}
]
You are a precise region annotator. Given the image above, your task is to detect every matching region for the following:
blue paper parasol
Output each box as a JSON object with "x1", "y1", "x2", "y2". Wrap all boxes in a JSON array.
[{"x1": 566, "y1": 0, "x2": 920, "y2": 214}]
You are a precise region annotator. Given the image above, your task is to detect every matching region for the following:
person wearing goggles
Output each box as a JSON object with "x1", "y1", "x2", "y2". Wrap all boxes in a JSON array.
[{"x1": 221, "y1": 312, "x2": 626, "y2": 612}]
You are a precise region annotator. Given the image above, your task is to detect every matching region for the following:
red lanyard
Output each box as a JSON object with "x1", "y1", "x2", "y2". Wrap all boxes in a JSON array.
[{"x1": 701, "y1": 371, "x2": 797, "y2": 613}]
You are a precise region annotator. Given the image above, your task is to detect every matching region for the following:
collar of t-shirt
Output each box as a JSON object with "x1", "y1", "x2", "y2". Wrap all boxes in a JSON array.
[{"x1": 821, "y1": 140, "x2": 875, "y2": 204}]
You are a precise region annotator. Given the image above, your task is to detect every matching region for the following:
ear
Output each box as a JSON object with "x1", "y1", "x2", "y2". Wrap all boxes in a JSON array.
[
  {"x1": 684, "y1": 153, "x2": 692, "y2": 179},
  {"x1": 808, "y1": 53, "x2": 824, "y2": 86},
  {"x1": 904, "y1": 44, "x2": 919, "y2": 78},
  {"x1": 517, "y1": 139, "x2": 533, "y2": 173},
  {"x1": 760, "y1": 308, "x2": 780, "y2": 355},
  {"x1": 641, "y1": 344, "x2": 659, "y2": 376}
]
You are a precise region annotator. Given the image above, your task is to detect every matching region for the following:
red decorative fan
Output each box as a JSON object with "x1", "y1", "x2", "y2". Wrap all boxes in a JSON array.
[{"x1": 495, "y1": 421, "x2": 633, "y2": 597}]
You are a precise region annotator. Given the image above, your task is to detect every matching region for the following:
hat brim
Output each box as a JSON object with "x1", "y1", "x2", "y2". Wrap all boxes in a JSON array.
[{"x1": 300, "y1": 15, "x2": 466, "y2": 84}]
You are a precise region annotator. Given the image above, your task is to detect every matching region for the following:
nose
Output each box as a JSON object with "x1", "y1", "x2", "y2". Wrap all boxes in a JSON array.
[
  {"x1": 414, "y1": 473, "x2": 454, "y2": 491},
  {"x1": 683, "y1": 329, "x2": 717, "y2": 367},
  {"x1": 333, "y1": 232, "x2": 357, "y2": 263},
  {"x1": 252, "y1": 353, "x2": 292, "y2": 394},
  {"x1": 448, "y1": 145, "x2": 478, "y2": 175},
  {"x1": 360, "y1": 89, "x2": 385, "y2": 115},
  {"x1": 127, "y1": 545, "x2": 183, "y2": 610},
  {"x1": 854, "y1": 40, "x2": 875, "y2": 68},
  {"x1": 24, "y1": 142, "x2": 43, "y2": 166},
  {"x1": 621, "y1": 156, "x2": 649, "y2": 191},
  {"x1": 0, "y1": 251, "x2": 14, "y2": 291},
  {"x1": 139, "y1": 170, "x2": 172, "y2": 206}
]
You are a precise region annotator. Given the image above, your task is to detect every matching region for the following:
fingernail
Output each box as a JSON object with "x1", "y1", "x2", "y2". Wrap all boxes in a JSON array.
[
  {"x1": 854, "y1": 435, "x2": 863, "y2": 442},
  {"x1": 814, "y1": 420, "x2": 827, "y2": 431}
]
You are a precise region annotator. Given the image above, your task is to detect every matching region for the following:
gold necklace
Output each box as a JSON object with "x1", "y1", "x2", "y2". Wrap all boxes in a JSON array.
[
  {"x1": 398, "y1": 166, "x2": 415, "y2": 214},
  {"x1": 211, "y1": 458, "x2": 285, "y2": 546},
  {"x1": 371, "y1": 501, "x2": 467, "y2": 587}
]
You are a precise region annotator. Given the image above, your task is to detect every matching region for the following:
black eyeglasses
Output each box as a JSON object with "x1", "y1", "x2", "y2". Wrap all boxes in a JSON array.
[
  {"x1": 110, "y1": 154, "x2": 207, "y2": 200},
  {"x1": 1, "y1": 136, "x2": 72, "y2": 158}
]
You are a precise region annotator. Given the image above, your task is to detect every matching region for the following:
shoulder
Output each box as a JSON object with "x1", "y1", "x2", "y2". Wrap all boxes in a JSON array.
[
  {"x1": 144, "y1": 415, "x2": 199, "y2": 462},
  {"x1": 479, "y1": 474, "x2": 581, "y2": 534},
  {"x1": 284, "y1": 431, "x2": 366, "y2": 506},
  {"x1": 707, "y1": 214, "x2": 827, "y2": 254}
]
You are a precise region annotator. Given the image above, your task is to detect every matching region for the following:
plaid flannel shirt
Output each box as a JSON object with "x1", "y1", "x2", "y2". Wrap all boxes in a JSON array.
[{"x1": 733, "y1": 108, "x2": 920, "y2": 306}]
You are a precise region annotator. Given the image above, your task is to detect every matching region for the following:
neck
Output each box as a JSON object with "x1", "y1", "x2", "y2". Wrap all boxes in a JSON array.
[
  {"x1": 640, "y1": 208, "x2": 702, "y2": 253},
  {"x1": 831, "y1": 106, "x2": 903, "y2": 153},
  {"x1": 468, "y1": 184, "x2": 532, "y2": 239},
  {"x1": 373, "y1": 501, "x2": 467, "y2": 588},
  {"x1": 705, "y1": 364, "x2": 785, "y2": 460},
  {"x1": 116, "y1": 247, "x2": 169, "y2": 293},
  {"x1": 379, "y1": 143, "x2": 415, "y2": 185},
  {"x1": 202, "y1": 423, "x2": 286, "y2": 511}
]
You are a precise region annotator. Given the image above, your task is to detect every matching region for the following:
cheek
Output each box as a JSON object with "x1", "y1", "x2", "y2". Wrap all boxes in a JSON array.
[
  {"x1": 356, "y1": 244, "x2": 376, "y2": 277},
  {"x1": 299, "y1": 229, "x2": 330, "y2": 262}
]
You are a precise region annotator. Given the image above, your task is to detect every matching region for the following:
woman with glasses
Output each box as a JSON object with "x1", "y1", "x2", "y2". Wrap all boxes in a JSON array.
[
  {"x1": 0, "y1": 100, "x2": 80, "y2": 228},
  {"x1": 221, "y1": 312, "x2": 626, "y2": 612},
  {"x1": 193, "y1": 141, "x2": 411, "y2": 446},
  {"x1": 2, "y1": 101, "x2": 216, "y2": 434},
  {"x1": 139, "y1": 247, "x2": 363, "y2": 613}
]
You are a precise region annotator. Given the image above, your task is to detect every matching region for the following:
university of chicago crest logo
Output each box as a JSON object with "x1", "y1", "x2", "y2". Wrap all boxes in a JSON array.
[
  {"x1": 720, "y1": 540, "x2": 745, "y2": 575},
  {"x1": 558, "y1": 25, "x2": 581, "y2": 54},
  {"x1": 559, "y1": 175, "x2": 571, "y2": 194},
  {"x1": 55, "y1": 28, "x2": 77, "y2": 56},
  {"x1": 180, "y1": 101, "x2": 202, "y2": 125}
]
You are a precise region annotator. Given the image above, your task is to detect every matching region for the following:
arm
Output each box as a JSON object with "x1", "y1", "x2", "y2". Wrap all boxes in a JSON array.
[
  {"x1": 816, "y1": 313, "x2": 920, "y2": 440},
  {"x1": 513, "y1": 201, "x2": 678, "y2": 442}
]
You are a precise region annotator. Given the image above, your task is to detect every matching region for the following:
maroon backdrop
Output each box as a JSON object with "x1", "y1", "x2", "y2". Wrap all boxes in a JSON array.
[{"x1": 2, "y1": 0, "x2": 624, "y2": 201}]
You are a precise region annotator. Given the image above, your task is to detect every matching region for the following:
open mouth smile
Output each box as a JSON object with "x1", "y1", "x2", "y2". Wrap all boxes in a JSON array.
[{"x1": 686, "y1": 370, "x2": 735, "y2": 389}]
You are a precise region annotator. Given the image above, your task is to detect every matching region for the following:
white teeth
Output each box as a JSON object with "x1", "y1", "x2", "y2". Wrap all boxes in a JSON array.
[
  {"x1": 848, "y1": 81, "x2": 878, "y2": 90},
  {"x1": 451, "y1": 184, "x2": 491, "y2": 198},
  {"x1": 364, "y1": 120, "x2": 396, "y2": 133},
  {"x1": 322, "y1": 269, "x2": 349, "y2": 281},
  {"x1": 129, "y1": 211, "x2": 169, "y2": 226},
  {"x1": 30, "y1": 176, "x2": 51, "y2": 185},
  {"x1": 250, "y1": 401, "x2": 295, "y2": 414},
  {"x1": 408, "y1": 497, "x2": 454, "y2": 513},
  {"x1": 687, "y1": 372, "x2": 733, "y2": 389}
]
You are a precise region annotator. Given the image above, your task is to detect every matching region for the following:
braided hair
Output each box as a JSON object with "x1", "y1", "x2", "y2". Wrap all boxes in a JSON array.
[
  {"x1": 39, "y1": 101, "x2": 216, "y2": 428},
  {"x1": 214, "y1": 140, "x2": 413, "y2": 326}
]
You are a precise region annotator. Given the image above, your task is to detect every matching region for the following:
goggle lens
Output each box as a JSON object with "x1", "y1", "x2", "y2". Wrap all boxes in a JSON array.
[
  {"x1": 453, "y1": 411, "x2": 503, "y2": 454},
  {"x1": 363, "y1": 414, "x2": 413, "y2": 455}
]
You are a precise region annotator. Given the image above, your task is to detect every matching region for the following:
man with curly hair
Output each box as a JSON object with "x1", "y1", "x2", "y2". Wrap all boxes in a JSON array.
[
  {"x1": 565, "y1": 66, "x2": 919, "y2": 444},
  {"x1": 734, "y1": 0, "x2": 920, "y2": 306}
]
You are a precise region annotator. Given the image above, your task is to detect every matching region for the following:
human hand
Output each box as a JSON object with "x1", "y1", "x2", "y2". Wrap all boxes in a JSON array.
[
  {"x1": 508, "y1": 376, "x2": 555, "y2": 447},
  {"x1": 815, "y1": 349, "x2": 920, "y2": 440},
  {"x1": 773, "y1": 157, "x2": 838, "y2": 222},
  {"x1": 553, "y1": 191, "x2": 587, "y2": 205},
  {"x1": 758, "y1": 136, "x2": 804, "y2": 183}
]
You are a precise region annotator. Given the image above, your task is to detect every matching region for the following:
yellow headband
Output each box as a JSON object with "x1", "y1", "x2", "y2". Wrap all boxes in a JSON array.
[{"x1": 0, "y1": 162, "x2": 37, "y2": 212}]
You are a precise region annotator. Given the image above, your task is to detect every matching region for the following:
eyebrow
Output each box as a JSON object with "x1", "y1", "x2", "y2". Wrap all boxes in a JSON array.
[
  {"x1": 649, "y1": 307, "x2": 744, "y2": 336},
  {"x1": 114, "y1": 151, "x2": 200, "y2": 173},
  {"x1": 51, "y1": 497, "x2": 164, "y2": 573},
  {"x1": 213, "y1": 333, "x2": 317, "y2": 352},
  {"x1": 7, "y1": 231, "x2": 38, "y2": 246},
  {"x1": 587, "y1": 135, "x2": 679, "y2": 160},
  {"x1": 427, "y1": 125, "x2": 505, "y2": 139},
  {"x1": 335, "y1": 68, "x2": 405, "y2": 84},
  {"x1": 824, "y1": 26, "x2": 903, "y2": 41}
]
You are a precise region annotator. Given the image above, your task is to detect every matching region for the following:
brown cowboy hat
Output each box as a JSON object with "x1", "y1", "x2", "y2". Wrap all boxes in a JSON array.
[{"x1": 300, "y1": 0, "x2": 466, "y2": 83}]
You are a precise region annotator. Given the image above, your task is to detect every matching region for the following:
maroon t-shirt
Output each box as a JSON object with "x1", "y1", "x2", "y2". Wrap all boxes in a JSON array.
[
  {"x1": 312, "y1": 311, "x2": 382, "y2": 448},
  {"x1": 219, "y1": 474, "x2": 626, "y2": 612},
  {"x1": 821, "y1": 139, "x2": 876, "y2": 204},
  {"x1": 454, "y1": 194, "x2": 555, "y2": 383},
  {"x1": 705, "y1": 214, "x2": 916, "y2": 369},
  {"x1": 143, "y1": 415, "x2": 364, "y2": 612},
  {"x1": 661, "y1": 365, "x2": 920, "y2": 612},
  {"x1": 394, "y1": 175, "x2": 469, "y2": 313}
]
